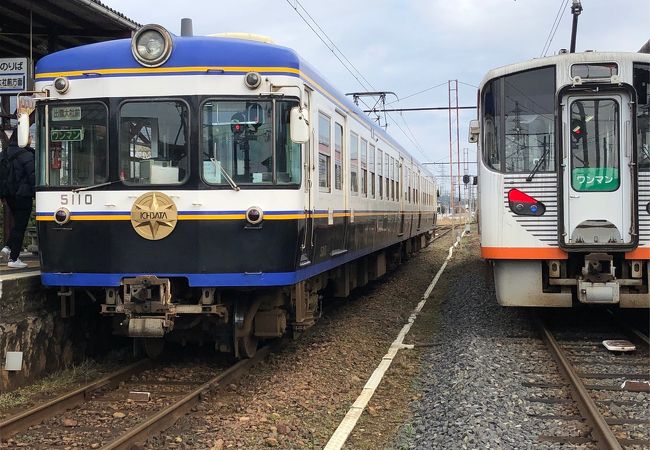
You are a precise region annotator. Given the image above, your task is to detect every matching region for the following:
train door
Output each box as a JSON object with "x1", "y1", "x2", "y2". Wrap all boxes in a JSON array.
[
  {"x1": 301, "y1": 88, "x2": 314, "y2": 265},
  {"x1": 561, "y1": 91, "x2": 636, "y2": 248},
  {"x1": 332, "y1": 112, "x2": 348, "y2": 254}
]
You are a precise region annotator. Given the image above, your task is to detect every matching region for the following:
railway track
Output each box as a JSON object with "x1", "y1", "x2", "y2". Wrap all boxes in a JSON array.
[
  {"x1": 0, "y1": 346, "x2": 272, "y2": 449},
  {"x1": 432, "y1": 225, "x2": 453, "y2": 242},
  {"x1": 529, "y1": 311, "x2": 650, "y2": 449},
  {"x1": 0, "y1": 359, "x2": 152, "y2": 441}
]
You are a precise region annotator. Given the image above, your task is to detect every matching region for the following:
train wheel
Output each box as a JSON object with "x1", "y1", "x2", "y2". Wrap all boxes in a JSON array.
[
  {"x1": 142, "y1": 338, "x2": 165, "y2": 359},
  {"x1": 232, "y1": 298, "x2": 262, "y2": 359},
  {"x1": 236, "y1": 334, "x2": 258, "y2": 359}
]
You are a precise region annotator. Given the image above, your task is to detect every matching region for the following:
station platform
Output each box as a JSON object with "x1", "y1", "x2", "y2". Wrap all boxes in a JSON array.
[
  {"x1": 0, "y1": 254, "x2": 83, "y2": 392},
  {"x1": 0, "y1": 253, "x2": 40, "y2": 277}
]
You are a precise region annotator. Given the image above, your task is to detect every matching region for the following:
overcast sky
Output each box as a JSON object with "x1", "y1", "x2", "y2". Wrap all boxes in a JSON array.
[{"x1": 103, "y1": 0, "x2": 648, "y2": 191}]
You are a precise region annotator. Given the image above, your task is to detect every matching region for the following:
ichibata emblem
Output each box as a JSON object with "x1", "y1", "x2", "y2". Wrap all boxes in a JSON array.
[{"x1": 131, "y1": 192, "x2": 178, "y2": 240}]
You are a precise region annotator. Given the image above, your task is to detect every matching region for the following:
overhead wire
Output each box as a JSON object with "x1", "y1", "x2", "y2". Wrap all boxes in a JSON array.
[
  {"x1": 541, "y1": 0, "x2": 570, "y2": 57},
  {"x1": 458, "y1": 80, "x2": 479, "y2": 89},
  {"x1": 285, "y1": 0, "x2": 428, "y2": 158},
  {"x1": 285, "y1": 0, "x2": 372, "y2": 91},
  {"x1": 386, "y1": 81, "x2": 448, "y2": 105},
  {"x1": 287, "y1": 0, "x2": 375, "y2": 92},
  {"x1": 540, "y1": 0, "x2": 566, "y2": 56},
  {"x1": 357, "y1": 97, "x2": 429, "y2": 161}
]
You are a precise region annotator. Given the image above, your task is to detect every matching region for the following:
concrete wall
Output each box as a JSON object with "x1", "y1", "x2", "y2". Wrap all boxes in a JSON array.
[{"x1": 0, "y1": 272, "x2": 93, "y2": 391}]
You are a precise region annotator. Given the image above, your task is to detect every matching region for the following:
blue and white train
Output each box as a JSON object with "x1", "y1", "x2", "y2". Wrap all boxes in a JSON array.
[{"x1": 18, "y1": 24, "x2": 438, "y2": 357}]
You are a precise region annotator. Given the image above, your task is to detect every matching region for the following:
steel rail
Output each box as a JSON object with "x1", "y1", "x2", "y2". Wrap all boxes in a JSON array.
[
  {"x1": 432, "y1": 226, "x2": 453, "y2": 242},
  {"x1": 605, "y1": 308, "x2": 650, "y2": 347},
  {"x1": 0, "y1": 359, "x2": 151, "y2": 440},
  {"x1": 537, "y1": 319, "x2": 623, "y2": 450},
  {"x1": 101, "y1": 345, "x2": 272, "y2": 450}
]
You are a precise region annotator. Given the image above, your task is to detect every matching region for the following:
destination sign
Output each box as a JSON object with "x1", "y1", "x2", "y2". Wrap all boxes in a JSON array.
[
  {"x1": 52, "y1": 106, "x2": 82, "y2": 121},
  {"x1": 51, "y1": 128, "x2": 85, "y2": 142}
]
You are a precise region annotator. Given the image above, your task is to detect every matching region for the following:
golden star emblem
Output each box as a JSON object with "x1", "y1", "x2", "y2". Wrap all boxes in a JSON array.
[{"x1": 131, "y1": 192, "x2": 178, "y2": 240}]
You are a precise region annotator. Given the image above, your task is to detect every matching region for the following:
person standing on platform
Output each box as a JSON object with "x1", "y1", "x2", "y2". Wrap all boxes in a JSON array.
[{"x1": 0, "y1": 131, "x2": 35, "y2": 268}]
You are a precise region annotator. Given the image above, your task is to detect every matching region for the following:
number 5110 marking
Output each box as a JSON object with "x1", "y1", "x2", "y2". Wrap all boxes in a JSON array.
[{"x1": 60, "y1": 193, "x2": 93, "y2": 205}]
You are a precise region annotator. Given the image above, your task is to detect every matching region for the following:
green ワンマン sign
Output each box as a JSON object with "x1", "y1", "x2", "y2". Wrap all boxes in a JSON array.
[
  {"x1": 51, "y1": 128, "x2": 84, "y2": 142},
  {"x1": 571, "y1": 167, "x2": 619, "y2": 192}
]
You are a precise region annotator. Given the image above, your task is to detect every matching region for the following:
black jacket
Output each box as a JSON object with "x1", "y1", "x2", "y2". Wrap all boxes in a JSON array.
[{"x1": 5, "y1": 144, "x2": 35, "y2": 198}]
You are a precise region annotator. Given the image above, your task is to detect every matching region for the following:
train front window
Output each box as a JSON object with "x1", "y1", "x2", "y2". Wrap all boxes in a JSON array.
[
  {"x1": 201, "y1": 99, "x2": 300, "y2": 186},
  {"x1": 482, "y1": 65, "x2": 556, "y2": 173},
  {"x1": 38, "y1": 102, "x2": 108, "y2": 187},
  {"x1": 119, "y1": 100, "x2": 189, "y2": 185},
  {"x1": 570, "y1": 99, "x2": 620, "y2": 192}
]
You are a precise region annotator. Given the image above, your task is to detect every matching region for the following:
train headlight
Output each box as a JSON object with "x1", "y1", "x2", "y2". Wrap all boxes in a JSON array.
[
  {"x1": 54, "y1": 207, "x2": 71, "y2": 225},
  {"x1": 246, "y1": 206, "x2": 264, "y2": 225},
  {"x1": 131, "y1": 24, "x2": 173, "y2": 67},
  {"x1": 53, "y1": 77, "x2": 70, "y2": 94},
  {"x1": 244, "y1": 72, "x2": 262, "y2": 89}
]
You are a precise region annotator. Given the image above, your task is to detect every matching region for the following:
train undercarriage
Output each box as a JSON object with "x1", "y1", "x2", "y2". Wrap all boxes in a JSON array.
[
  {"x1": 493, "y1": 254, "x2": 649, "y2": 308},
  {"x1": 60, "y1": 234, "x2": 432, "y2": 359}
]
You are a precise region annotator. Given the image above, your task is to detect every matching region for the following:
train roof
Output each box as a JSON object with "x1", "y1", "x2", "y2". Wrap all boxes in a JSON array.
[
  {"x1": 35, "y1": 34, "x2": 434, "y2": 178},
  {"x1": 478, "y1": 51, "x2": 650, "y2": 89}
]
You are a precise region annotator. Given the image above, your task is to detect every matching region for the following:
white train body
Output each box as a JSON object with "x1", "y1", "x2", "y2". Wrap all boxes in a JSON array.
[{"x1": 475, "y1": 52, "x2": 650, "y2": 307}]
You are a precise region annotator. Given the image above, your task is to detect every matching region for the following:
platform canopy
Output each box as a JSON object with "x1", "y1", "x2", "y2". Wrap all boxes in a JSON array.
[{"x1": 0, "y1": 0, "x2": 140, "y2": 60}]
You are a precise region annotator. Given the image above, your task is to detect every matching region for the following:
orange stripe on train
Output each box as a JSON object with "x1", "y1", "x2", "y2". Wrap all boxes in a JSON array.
[
  {"x1": 481, "y1": 247, "x2": 568, "y2": 260},
  {"x1": 626, "y1": 247, "x2": 650, "y2": 260},
  {"x1": 483, "y1": 246, "x2": 650, "y2": 260}
]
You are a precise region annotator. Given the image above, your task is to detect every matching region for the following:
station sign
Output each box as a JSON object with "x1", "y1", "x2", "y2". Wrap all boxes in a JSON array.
[{"x1": 0, "y1": 58, "x2": 32, "y2": 94}]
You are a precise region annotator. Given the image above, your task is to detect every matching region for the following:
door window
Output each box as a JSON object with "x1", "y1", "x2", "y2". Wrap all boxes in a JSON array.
[{"x1": 570, "y1": 98, "x2": 620, "y2": 192}]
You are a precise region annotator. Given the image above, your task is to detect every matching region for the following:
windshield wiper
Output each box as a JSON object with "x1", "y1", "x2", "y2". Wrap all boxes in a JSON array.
[
  {"x1": 72, "y1": 179, "x2": 123, "y2": 193},
  {"x1": 212, "y1": 158, "x2": 240, "y2": 191},
  {"x1": 526, "y1": 137, "x2": 551, "y2": 182}
]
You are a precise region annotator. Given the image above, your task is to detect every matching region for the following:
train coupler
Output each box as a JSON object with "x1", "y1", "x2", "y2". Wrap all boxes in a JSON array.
[
  {"x1": 577, "y1": 280, "x2": 620, "y2": 304},
  {"x1": 577, "y1": 254, "x2": 619, "y2": 303},
  {"x1": 127, "y1": 317, "x2": 173, "y2": 337}
]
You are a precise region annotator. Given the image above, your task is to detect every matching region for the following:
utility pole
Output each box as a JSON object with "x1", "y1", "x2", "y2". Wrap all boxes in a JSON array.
[{"x1": 447, "y1": 81, "x2": 455, "y2": 229}]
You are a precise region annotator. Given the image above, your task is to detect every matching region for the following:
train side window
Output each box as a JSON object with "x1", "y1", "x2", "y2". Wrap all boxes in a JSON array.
[
  {"x1": 385, "y1": 152, "x2": 390, "y2": 200},
  {"x1": 634, "y1": 62, "x2": 650, "y2": 172},
  {"x1": 394, "y1": 160, "x2": 397, "y2": 201},
  {"x1": 369, "y1": 144, "x2": 376, "y2": 198},
  {"x1": 334, "y1": 122, "x2": 343, "y2": 190},
  {"x1": 350, "y1": 132, "x2": 359, "y2": 195},
  {"x1": 360, "y1": 138, "x2": 368, "y2": 197},
  {"x1": 377, "y1": 149, "x2": 383, "y2": 199},
  {"x1": 318, "y1": 112, "x2": 332, "y2": 191},
  {"x1": 482, "y1": 78, "x2": 501, "y2": 170},
  {"x1": 390, "y1": 156, "x2": 397, "y2": 200}
]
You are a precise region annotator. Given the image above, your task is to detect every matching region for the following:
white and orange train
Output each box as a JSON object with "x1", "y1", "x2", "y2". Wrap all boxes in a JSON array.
[{"x1": 472, "y1": 51, "x2": 649, "y2": 307}]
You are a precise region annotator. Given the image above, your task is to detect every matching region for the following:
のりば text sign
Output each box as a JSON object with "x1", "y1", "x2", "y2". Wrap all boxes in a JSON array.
[{"x1": 0, "y1": 58, "x2": 32, "y2": 94}]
